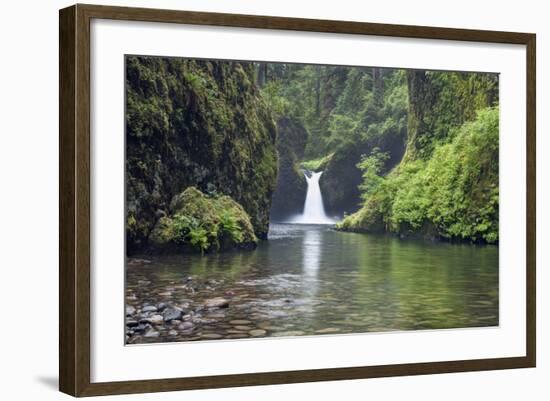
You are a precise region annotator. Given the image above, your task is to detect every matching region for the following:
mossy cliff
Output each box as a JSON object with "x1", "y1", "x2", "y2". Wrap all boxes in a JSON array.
[
  {"x1": 405, "y1": 70, "x2": 498, "y2": 160},
  {"x1": 270, "y1": 117, "x2": 308, "y2": 220},
  {"x1": 126, "y1": 57, "x2": 277, "y2": 253},
  {"x1": 149, "y1": 187, "x2": 257, "y2": 253},
  {"x1": 338, "y1": 71, "x2": 499, "y2": 243}
]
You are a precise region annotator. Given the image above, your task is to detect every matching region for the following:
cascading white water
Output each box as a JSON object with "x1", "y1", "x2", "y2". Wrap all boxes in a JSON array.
[{"x1": 291, "y1": 171, "x2": 334, "y2": 225}]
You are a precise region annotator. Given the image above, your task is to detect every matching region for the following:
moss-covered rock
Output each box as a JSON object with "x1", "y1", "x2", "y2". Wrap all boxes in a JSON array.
[
  {"x1": 149, "y1": 187, "x2": 257, "y2": 253},
  {"x1": 270, "y1": 117, "x2": 309, "y2": 220},
  {"x1": 126, "y1": 57, "x2": 277, "y2": 253}
]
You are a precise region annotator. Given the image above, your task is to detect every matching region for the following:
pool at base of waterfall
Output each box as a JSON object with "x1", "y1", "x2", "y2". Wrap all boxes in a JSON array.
[{"x1": 125, "y1": 223, "x2": 498, "y2": 344}]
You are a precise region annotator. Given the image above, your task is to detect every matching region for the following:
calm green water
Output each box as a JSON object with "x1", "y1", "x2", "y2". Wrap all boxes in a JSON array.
[{"x1": 126, "y1": 224, "x2": 498, "y2": 344}]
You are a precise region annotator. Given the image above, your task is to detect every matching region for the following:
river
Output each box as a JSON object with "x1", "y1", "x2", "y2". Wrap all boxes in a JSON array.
[{"x1": 125, "y1": 223, "x2": 498, "y2": 344}]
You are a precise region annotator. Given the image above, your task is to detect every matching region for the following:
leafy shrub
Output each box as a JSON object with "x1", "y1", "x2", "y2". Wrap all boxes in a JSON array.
[{"x1": 339, "y1": 107, "x2": 499, "y2": 243}]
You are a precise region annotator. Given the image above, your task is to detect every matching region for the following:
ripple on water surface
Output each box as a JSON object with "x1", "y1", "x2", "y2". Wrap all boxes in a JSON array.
[{"x1": 125, "y1": 224, "x2": 499, "y2": 344}]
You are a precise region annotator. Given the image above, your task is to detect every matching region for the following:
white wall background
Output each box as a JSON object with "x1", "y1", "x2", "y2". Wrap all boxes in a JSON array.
[{"x1": 0, "y1": 0, "x2": 546, "y2": 400}]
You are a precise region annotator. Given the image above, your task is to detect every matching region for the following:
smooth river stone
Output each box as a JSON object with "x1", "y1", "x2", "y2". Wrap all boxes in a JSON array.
[
  {"x1": 248, "y1": 329, "x2": 267, "y2": 337},
  {"x1": 233, "y1": 325, "x2": 253, "y2": 331},
  {"x1": 226, "y1": 329, "x2": 247, "y2": 334},
  {"x1": 200, "y1": 333, "x2": 224, "y2": 340},
  {"x1": 229, "y1": 320, "x2": 251, "y2": 325},
  {"x1": 178, "y1": 321, "x2": 194, "y2": 330},
  {"x1": 314, "y1": 328, "x2": 341, "y2": 334},
  {"x1": 148, "y1": 315, "x2": 164, "y2": 325},
  {"x1": 203, "y1": 297, "x2": 229, "y2": 308},
  {"x1": 257, "y1": 322, "x2": 272, "y2": 329},
  {"x1": 226, "y1": 334, "x2": 249, "y2": 339},
  {"x1": 144, "y1": 330, "x2": 160, "y2": 338}
]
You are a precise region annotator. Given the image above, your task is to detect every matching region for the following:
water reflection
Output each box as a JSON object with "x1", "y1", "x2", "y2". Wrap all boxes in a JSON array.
[
  {"x1": 126, "y1": 224, "x2": 499, "y2": 344},
  {"x1": 302, "y1": 227, "x2": 321, "y2": 278}
]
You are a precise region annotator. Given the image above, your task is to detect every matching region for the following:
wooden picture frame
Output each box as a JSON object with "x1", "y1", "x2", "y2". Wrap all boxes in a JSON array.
[{"x1": 59, "y1": 3, "x2": 536, "y2": 397}]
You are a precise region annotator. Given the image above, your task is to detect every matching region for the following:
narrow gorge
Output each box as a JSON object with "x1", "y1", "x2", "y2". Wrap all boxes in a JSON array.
[{"x1": 124, "y1": 56, "x2": 500, "y2": 345}]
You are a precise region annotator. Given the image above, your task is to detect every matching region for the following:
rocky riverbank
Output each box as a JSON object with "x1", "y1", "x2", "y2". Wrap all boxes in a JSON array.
[{"x1": 126, "y1": 258, "x2": 299, "y2": 343}]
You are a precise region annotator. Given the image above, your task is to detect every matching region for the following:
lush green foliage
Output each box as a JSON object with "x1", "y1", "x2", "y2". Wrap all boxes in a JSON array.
[
  {"x1": 406, "y1": 70, "x2": 499, "y2": 159},
  {"x1": 125, "y1": 57, "x2": 277, "y2": 252},
  {"x1": 339, "y1": 107, "x2": 499, "y2": 243},
  {"x1": 149, "y1": 187, "x2": 257, "y2": 253},
  {"x1": 301, "y1": 153, "x2": 334, "y2": 172},
  {"x1": 357, "y1": 148, "x2": 390, "y2": 199},
  {"x1": 126, "y1": 55, "x2": 500, "y2": 251}
]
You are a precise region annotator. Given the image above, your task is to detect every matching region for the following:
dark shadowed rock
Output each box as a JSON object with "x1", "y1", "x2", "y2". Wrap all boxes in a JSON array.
[{"x1": 162, "y1": 307, "x2": 184, "y2": 322}]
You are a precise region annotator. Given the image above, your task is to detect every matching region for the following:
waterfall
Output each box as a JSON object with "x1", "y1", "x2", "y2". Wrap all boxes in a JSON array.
[{"x1": 291, "y1": 171, "x2": 334, "y2": 225}]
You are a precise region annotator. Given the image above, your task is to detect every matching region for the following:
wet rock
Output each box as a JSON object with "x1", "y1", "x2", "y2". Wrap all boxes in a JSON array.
[
  {"x1": 178, "y1": 321, "x2": 194, "y2": 330},
  {"x1": 229, "y1": 320, "x2": 251, "y2": 325},
  {"x1": 142, "y1": 305, "x2": 157, "y2": 313},
  {"x1": 144, "y1": 329, "x2": 160, "y2": 338},
  {"x1": 200, "y1": 333, "x2": 224, "y2": 340},
  {"x1": 233, "y1": 325, "x2": 253, "y2": 331},
  {"x1": 226, "y1": 334, "x2": 249, "y2": 339},
  {"x1": 163, "y1": 307, "x2": 183, "y2": 322},
  {"x1": 133, "y1": 324, "x2": 147, "y2": 333},
  {"x1": 126, "y1": 305, "x2": 136, "y2": 316},
  {"x1": 126, "y1": 319, "x2": 139, "y2": 327},
  {"x1": 168, "y1": 330, "x2": 178, "y2": 336},
  {"x1": 226, "y1": 329, "x2": 247, "y2": 334},
  {"x1": 248, "y1": 329, "x2": 267, "y2": 337},
  {"x1": 204, "y1": 297, "x2": 229, "y2": 308},
  {"x1": 156, "y1": 302, "x2": 167, "y2": 312},
  {"x1": 148, "y1": 314, "x2": 164, "y2": 325}
]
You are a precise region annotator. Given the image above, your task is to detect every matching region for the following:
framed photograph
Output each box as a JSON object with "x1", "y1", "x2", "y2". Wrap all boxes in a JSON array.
[{"x1": 59, "y1": 4, "x2": 536, "y2": 397}]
